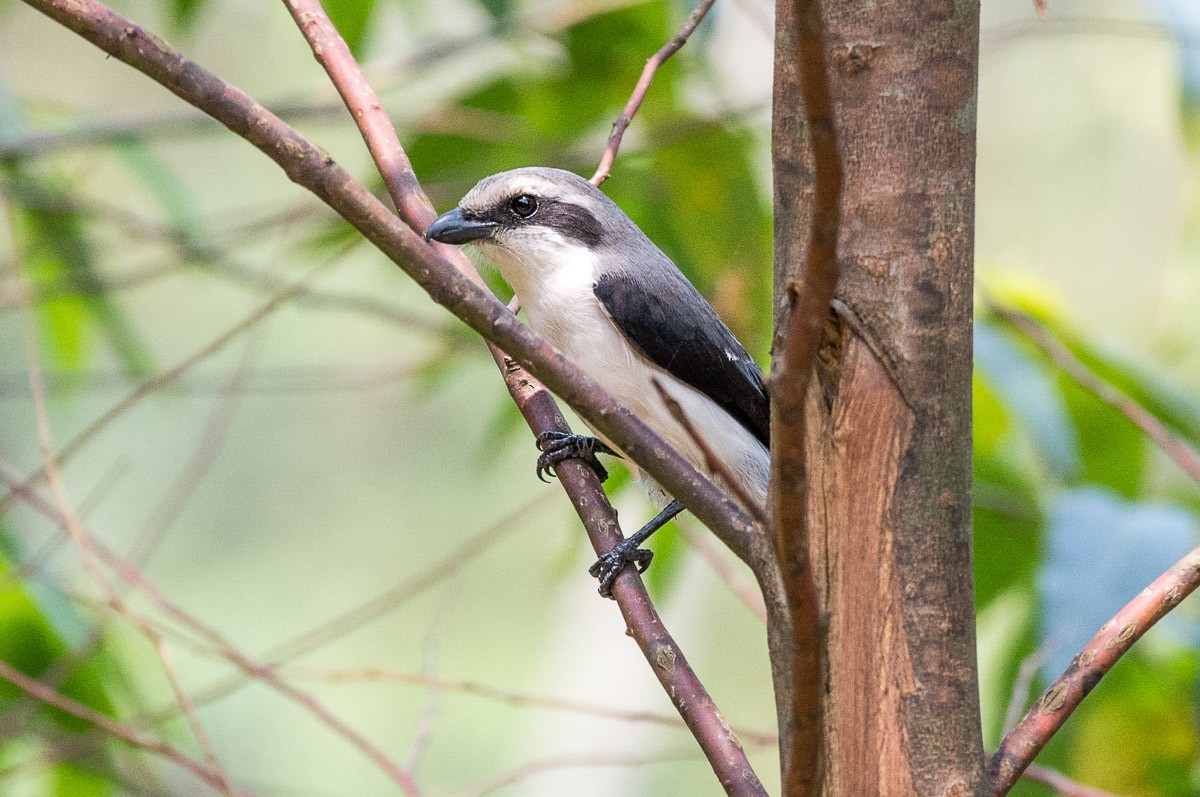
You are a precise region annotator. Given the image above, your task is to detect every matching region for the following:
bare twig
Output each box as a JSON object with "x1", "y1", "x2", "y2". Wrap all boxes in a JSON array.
[
  {"x1": 0, "y1": 460, "x2": 424, "y2": 796},
  {"x1": 287, "y1": 665, "x2": 778, "y2": 747},
  {"x1": 590, "y1": 0, "x2": 717, "y2": 185},
  {"x1": 454, "y1": 750, "x2": 704, "y2": 797},
  {"x1": 14, "y1": 0, "x2": 758, "y2": 562},
  {"x1": 680, "y1": 524, "x2": 767, "y2": 621},
  {"x1": 1001, "y1": 643, "x2": 1047, "y2": 735},
  {"x1": 987, "y1": 299, "x2": 1200, "y2": 487},
  {"x1": 988, "y1": 546, "x2": 1200, "y2": 794},
  {"x1": 1023, "y1": 765, "x2": 1123, "y2": 797},
  {"x1": 769, "y1": 0, "x2": 842, "y2": 790},
  {"x1": 282, "y1": 6, "x2": 766, "y2": 794},
  {"x1": 0, "y1": 250, "x2": 350, "y2": 513},
  {"x1": 652, "y1": 376, "x2": 767, "y2": 524},
  {"x1": 498, "y1": 361, "x2": 767, "y2": 797},
  {"x1": 0, "y1": 659, "x2": 249, "y2": 795}
]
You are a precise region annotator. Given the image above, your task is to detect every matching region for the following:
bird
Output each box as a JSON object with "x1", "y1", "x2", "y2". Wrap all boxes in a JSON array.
[{"x1": 425, "y1": 167, "x2": 769, "y2": 595}]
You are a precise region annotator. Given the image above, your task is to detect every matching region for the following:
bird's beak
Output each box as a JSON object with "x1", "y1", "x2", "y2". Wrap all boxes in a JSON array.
[{"x1": 423, "y1": 208, "x2": 497, "y2": 245}]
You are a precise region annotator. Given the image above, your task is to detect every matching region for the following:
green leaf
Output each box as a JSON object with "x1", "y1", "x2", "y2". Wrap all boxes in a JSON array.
[
  {"x1": 325, "y1": 0, "x2": 377, "y2": 58},
  {"x1": 50, "y1": 759, "x2": 116, "y2": 796},
  {"x1": 3, "y1": 165, "x2": 154, "y2": 379},
  {"x1": 169, "y1": 0, "x2": 209, "y2": 32},
  {"x1": 477, "y1": 0, "x2": 514, "y2": 29}
]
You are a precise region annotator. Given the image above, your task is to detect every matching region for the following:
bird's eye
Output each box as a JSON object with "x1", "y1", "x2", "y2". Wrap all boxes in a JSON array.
[{"x1": 508, "y1": 194, "x2": 538, "y2": 219}]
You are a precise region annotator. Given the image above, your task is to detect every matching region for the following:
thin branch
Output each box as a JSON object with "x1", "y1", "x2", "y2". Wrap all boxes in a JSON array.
[
  {"x1": 988, "y1": 546, "x2": 1200, "y2": 794},
  {"x1": 769, "y1": 0, "x2": 842, "y2": 790},
  {"x1": 286, "y1": 665, "x2": 778, "y2": 747},
  {"x1": 0, "y1": 659, "x2": 249, "y2": 796},
  {"x1": 987, "y1": 299, "x2": 1200, "y2": 487},
  {"x1": 497, "y1": 359, "x2": 767, "y2": 797},
  {"x1": 590, "y1": 0, "x2": 717, "y2": 185},
  {"x1": 0, "y1": 459, "x2": 424, "y2": 796},
  {"x1": 13, "y1": 0, "x2": 758, "y2": 563},
  {"x1": 1022, "y1": 765, "x2": 1123, "y2": 797},
  {"x1": 0, "y1": 250, "x2": 349, "y2": 513},
  {"x1": 680, "y1": 524, "x2": 767, "y2": 622},
  {"x1": 454, "y1": 750, "x2": 704, "y2": 797},
  {"x1": 1001, "y1": 642, "x2": 1047, "y2": 735},
  {"x1": 651, "y1": 376, "x2": 767, "y2": 524},
  {"x1": 126, "y1": 331, "x2": 260, "y2": 568},
  {"x1": 138, "y1": 491, "x2": 550, "y2": 726},
  {"x1": 281, "y1": 6, "x2": 767, "y2": 795}
]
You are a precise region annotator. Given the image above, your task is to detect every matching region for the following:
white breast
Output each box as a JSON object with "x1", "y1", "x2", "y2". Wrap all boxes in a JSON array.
[{"x1": 484, "y1": 238, "x2": 769, "y2": 504}]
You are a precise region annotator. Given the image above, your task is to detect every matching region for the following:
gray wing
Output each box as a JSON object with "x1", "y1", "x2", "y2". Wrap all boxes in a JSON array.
[{"x1": 593, "y1": 270, "x2": 770, "y2": 447}]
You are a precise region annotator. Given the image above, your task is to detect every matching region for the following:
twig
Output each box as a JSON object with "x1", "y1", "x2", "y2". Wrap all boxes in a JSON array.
[
  {"x1": 987, "y1": 546, "x2": 1200, "y2": 794},
  {"x1": 0, "y1": 659, "x2": 249, "y2": 795},
  {"x1": 282, "y1": 6, "x2": 766, "y2": 794},
  {"x1": 651, "y1": 377, "x2": 767, "y2": 524},
  {"x1": 590, "y1": 0, "x2": 717, "y2": 185},
  {"x1": 286, "y1": 665, "x2": 778, "y2": 747},
  {"x1": 454, "y1": 750, "x2": 703, "y2": 797},
  {"x1": 137, "y1": 491, "x2": 550, "y2": 725},
  {"x1": 0, "y1": 250, "x2": 351, "y2": 513},
  {"x1": 1001, "y1": 643, "x2": 1047, "y2": 735},
  {"x1": 126, "y1": 332, "x2": 260, "y2": 568},
  {"x1": 14, "y1": 0, "x2": 757, "y2": 563},
  {"x1": 770, "y1": 0, "x2": 842, "y2": 790},
  {"x1": 497, "y1": 363, "x2": 767, "y2": 796},
  {"x1": 680, "y1": 524, "x2": 767, "y2": 621},
  {"x1": 1023, "y1": 765, "x2": 1123, "y2": 797},
  {"x1": 987, "y1": 299, "x2": 1200, "y2": 487},
  {"x1": 0, "y1": 459, "x2": 424, "y2": 796}
]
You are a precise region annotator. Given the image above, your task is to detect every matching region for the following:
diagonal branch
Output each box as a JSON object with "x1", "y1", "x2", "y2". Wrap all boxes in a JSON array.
[
  {"x1": 17, "y1": 0, "x2": 758, "y2": 569},
  {"x1": 590, "y1": 0, "x2": 717, "y2": 185},
  {"x1": 0, "y1": 658, "x2": 249, "y2": 796},
  {"x1": 277, "y1": 3, "x2": 766, "y2": 790},
  {"x1": 1022, "y1": 765, "x2": 1123, "y2": 797},
  {"x1": 987, "y1": 546, "x2": 1200, "y2": 794},
  {"x1": 987, "y1": 298, "x2": 1200, "y2": 485}
]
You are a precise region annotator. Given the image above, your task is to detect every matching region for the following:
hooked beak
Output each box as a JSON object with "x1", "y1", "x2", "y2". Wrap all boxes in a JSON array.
[{"x1": 423, "y1": 208, "x2": 497, "y2": 245}]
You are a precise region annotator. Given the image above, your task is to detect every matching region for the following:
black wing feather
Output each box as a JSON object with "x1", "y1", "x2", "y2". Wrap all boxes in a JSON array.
[{"x1": 594, "y1": 271, "x2": 770, "y2": 446}]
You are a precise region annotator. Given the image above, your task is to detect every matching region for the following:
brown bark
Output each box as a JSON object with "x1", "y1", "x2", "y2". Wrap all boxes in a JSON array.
[{"x1": 772, "y1": 0, "x2": 984, "y2": 794}]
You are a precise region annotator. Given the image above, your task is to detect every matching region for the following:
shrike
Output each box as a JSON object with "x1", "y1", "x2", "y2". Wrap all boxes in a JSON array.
[{"x1": 425, "y1": 167, "x2": 768, "y2": 595}]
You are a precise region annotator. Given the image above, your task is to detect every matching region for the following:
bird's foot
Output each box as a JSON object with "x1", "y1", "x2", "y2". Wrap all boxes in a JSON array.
[
  {"x1": 589, "y1": 538, "x2": 654, "y2": 598},
  {"x1": 535, "y1": 431, "x2": 612, "y2": 483}
]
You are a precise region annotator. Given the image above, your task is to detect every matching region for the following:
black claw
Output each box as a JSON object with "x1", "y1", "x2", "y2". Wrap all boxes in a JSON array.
[
  {"x1": 534, "y1": 431, "x2": 611, "y2": 483},
  {"x1": 589, "y1": 539, "x2": 655, "y2": 598}
]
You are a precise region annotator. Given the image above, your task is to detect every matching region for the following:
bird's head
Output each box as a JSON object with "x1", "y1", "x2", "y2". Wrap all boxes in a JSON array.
[{"x1": 424, "y1": 167, "x2": 637, "y2": 288}]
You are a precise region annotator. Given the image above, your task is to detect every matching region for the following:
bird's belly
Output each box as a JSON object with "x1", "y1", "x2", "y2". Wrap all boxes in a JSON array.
[{"x1": 528, "y1": 302, "x2": 769, "y2": 503}]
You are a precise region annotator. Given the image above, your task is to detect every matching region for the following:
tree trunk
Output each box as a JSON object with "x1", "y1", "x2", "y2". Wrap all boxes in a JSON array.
[{"x1": 771, "y1": 1, "x2": 984, "y2": 794}]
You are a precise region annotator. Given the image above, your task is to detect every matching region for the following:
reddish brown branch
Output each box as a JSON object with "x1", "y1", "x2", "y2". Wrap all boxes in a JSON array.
[
  {"x1": 1023, "y1": 765, "x2": 1123, "y2": 797},
  {"x1": 18, "y1": 0, "x2": 759, "y2": 566},
  {"x1": 988, "y1": 299, "x2": 1200, "y2": 486},
  {"x1": 988, "y1": 546, "x2": 1200, "y2": 794},
  {"x1": 652, "y1": 376, "x2": 767, "y2": 524},
  {"x1": 769, "y1": 0, "x2": 842, "y2": 791},
  {"x1": 282, "y1": 5, "x2": 766, "y2": 794},
  {"x1": 287, "y1": 665, "x2": 778, "y2": 747},
  {"x1": 0, "y1": 658, "x2": 248, "y2": 795},
  {"x1": 498, "y1": 363, "x2": 767, "y2": 796},
  {"x1": 590, "y1": 0, "x2": 717, "y2": 185}
]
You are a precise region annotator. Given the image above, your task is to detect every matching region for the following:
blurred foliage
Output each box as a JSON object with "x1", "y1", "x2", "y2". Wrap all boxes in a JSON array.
[
  {"x1": 0, "y1": 524, "x2": 125, "y2": 795},
  {"x1": 0, "y1": 0, "x2": 1198, "y2": 794}
]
